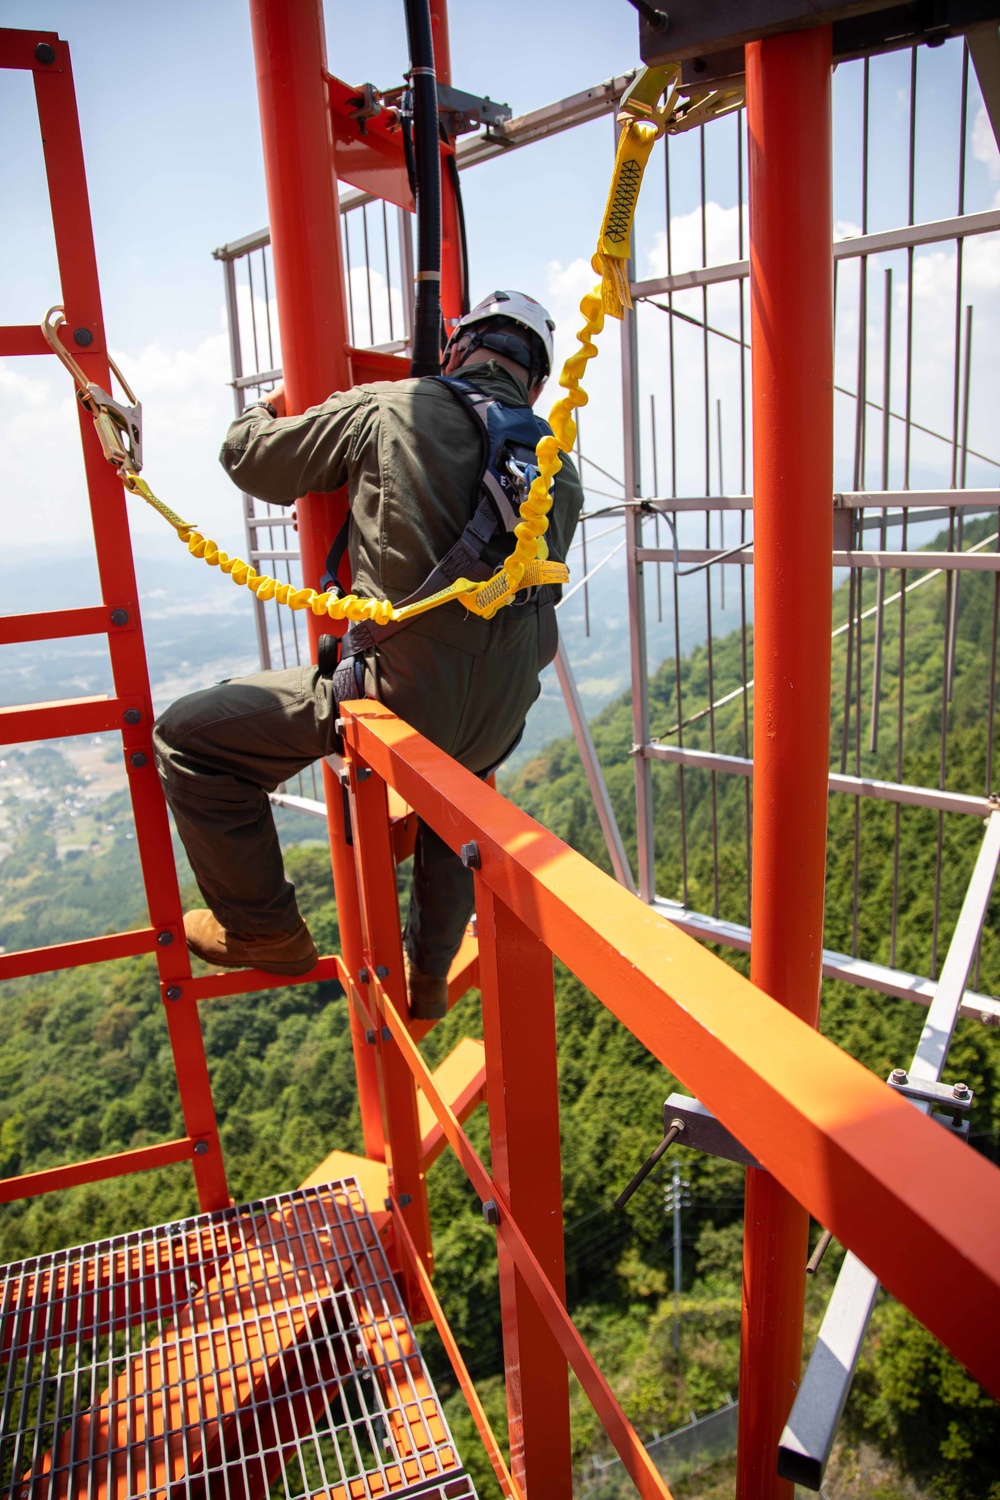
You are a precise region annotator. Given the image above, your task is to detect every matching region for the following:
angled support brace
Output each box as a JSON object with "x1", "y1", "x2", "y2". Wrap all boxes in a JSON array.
[{"x1": 779, "y1": 807, "x2": 1000, "y2": 1489}]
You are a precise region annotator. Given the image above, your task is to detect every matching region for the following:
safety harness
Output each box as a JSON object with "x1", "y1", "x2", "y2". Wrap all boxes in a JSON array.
[{"x1": 320, "y1": 373, "x2": 562, "y2": 707}]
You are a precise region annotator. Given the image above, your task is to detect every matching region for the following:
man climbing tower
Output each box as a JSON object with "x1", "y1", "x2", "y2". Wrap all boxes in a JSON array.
[{"x1": 153, "y1": 291, "x2": 584, "y2": 1019}]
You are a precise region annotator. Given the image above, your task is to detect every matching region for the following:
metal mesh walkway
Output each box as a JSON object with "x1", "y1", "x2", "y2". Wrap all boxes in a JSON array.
[{"x1": 0, "y1": 1180, "x2": 475, "y2": 1500}]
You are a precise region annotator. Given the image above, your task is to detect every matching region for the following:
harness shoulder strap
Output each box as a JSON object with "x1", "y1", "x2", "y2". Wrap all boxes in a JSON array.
[{"x1": 338, "y1": 375, "x2": 555, "y2": 655}]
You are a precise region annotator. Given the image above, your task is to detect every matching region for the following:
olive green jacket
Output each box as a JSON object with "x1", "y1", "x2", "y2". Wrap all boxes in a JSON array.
[{"x1": 219, "y1": 363, "x2": 584, "y2": 773}]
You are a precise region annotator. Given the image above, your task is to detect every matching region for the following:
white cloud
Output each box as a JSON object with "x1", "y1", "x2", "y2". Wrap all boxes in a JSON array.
[
  {"x1": 645, "y1": 201, "x2": 749, "y2": 281},
  {"x1": 972, "y1": 104, "x2": 1000, "y2": 182}
]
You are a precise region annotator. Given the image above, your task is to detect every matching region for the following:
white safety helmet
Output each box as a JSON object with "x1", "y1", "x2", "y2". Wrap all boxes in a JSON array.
[{"x1": 444, "y1": 289, "x2": 556, "y2": 380}]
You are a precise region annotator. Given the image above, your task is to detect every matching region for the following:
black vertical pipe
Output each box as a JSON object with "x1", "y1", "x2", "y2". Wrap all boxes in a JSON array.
[{"x1": 404, "y1": 0, "x2": 442, "y2": 376}]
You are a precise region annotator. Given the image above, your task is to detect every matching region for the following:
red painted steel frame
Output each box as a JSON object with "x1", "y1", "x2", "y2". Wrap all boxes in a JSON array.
[
  {"x1": 0, "y1": 28, "x2": 227, "y2": 1213},
  {"x1": 477, "y1": 885, "x2": 572, "y2": 1498},
  {"x1": 248, "y1": 0, "x2": 384, "y2": 1164},
  {"x1": 740, "y1": 30, "x2": 835, "y2": 1498},
  {"x1": 341, "y1": 701, "x2": 1000, "y2": 1404},
  {"x1": 429, "y1": 0, "x2": 465, "y2": 327}
]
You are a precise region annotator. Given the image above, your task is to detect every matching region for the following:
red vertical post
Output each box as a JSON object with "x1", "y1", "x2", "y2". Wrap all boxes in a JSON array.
[
  {"x1": 347, "y1": 753, "x2": 433, "y2": 1315},
  {"x1": 738, "y1": 28, "x2": 834, "y2": 1498},
  {"x1": 248, "y1": 0, "x2": 383, "y2": 1160},
  {"x1": 429, "y1": 0, "x2": 464, "y2": 328},
  {"x1": 476, "y1": 883, "x2": 571, "y2": 1499},
  {"x1": 428, "y1": 0, "x2": 451, "y2": 86}
]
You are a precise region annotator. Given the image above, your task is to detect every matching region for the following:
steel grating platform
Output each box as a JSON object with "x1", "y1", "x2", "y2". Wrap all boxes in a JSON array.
[{"x1": 0, "y1": 1179, "x2": 476, "y2": 1500}]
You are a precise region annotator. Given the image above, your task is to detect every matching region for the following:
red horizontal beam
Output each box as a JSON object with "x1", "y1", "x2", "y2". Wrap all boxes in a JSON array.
[
  {"x1": 0, "y1": 694, "x2": 122, "y2": 745},
  {"x1": 180, "y1": 952, "x2": 342, "y2": 1003},
  {"x1": 348, "y1": 346, "x2": 412, "y2": 386},
  {"x1": 0, "y1": 1138, "x2": 193, "y2": 1205},
  {"x1": 0, "y1": 927, "x2": 158, "y2": 983},
  {"x1": 0, "y1": 325, "x2": 50, "y2": 356},
  {"x1": 0, "y1": 605, "x2": 112, "y2": 645},
  {"x1": 342, "y1": 701, "x2": 1000, "y2": 1400}
]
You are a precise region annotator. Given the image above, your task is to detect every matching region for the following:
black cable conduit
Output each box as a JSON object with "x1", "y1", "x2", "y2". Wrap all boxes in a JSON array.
[{"x1": 403, "y1": 0, "x2": 442, "y2": 376}]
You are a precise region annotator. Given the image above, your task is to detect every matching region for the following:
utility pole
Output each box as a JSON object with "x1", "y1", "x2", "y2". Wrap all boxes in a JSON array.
[{"x1": 665, "y1": 1169, "x2": 691, "y2": 1353}]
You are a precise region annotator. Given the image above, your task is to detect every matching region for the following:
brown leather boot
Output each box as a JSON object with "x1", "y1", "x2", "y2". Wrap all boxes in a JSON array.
[
  {"x1": 405, "y1": 953, "x2": 448, "y2": 1021},
  {"x1": 184, "y1": 910, "x2": 318, "y2": 976}
]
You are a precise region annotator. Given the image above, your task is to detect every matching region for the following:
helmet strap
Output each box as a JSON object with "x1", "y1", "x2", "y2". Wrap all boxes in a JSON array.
[{"x1": 453, "y1": 327, "x2": 542, "y2": 386}]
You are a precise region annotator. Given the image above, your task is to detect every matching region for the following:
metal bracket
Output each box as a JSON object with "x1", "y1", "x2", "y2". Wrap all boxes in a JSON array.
[
  {"x1": 664, "y1": 1094, "x2": 762, "y2": 1169},
  {"x1": 436, "y1": 83, "x2": 511, "y2": 137},
  {"x1": 887, "y1": 1069, "x2": 974, "y2": 1139},
  {"x1": 346, "y1": 82, "x2": 383, "y2": 134}
]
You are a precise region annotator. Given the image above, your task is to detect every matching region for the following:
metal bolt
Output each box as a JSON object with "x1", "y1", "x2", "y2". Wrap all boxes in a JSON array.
[
  {"x1": 381, "y1": 1025, "x2": 391, "y2": 1042},
  {"x1": 460, "y1": 841, "x2": 481, "y2": 870},
  {"x1": 365, "y1": 1028, "x2": 376, "y2": 1045},
  {"x1": 359, "y1": 966, "x2": 370, "y2": 985},
  {"x1": 482, "y1": 1198, "x2": 500, "y2": 1226},
  {"x1": 398, "y1": 1193, "x2": 413, "y2": 1208},
  {"x1": 335, "y1": 718, "x2": 346, "y2": 735},
  {"x1": 355, "y1": 766, "x2": 372, "y2": 782},
  {"x1": 889, "y1": 1068, "x2": 907, "y2": 1084},
  {"x1": 952, "y1": 1082, "x2": 971, "y2": 1098},
  {"x1": 123, "y1": 708, "x2": 141, "y2": 725},
  {"x1": 73, "y1": 327, "x2": 94, "y2": 347},
  {"x1": 110, "y1": 608, "x2": 129, "y2": 626},
  {"x1": 193, "y1": 1140, "x2": 209, "y2": 1156},
  {"x1": 129, "y1": 751, "x2": 148, "y2": 768},
  {"x1": 375, "y1": 964, "x2": 390, "y2": 980},
  {"x1": 35, "y1": 41, "x2": 56, "y2": 64},
  {"x1": 165, "y1": 986, "x2": 182, "y2": 1001},
  {"x1": 157, "y1": 931, "x2": 174, "y2": 947},
  {"x1": 383, "y1": 1197, "x2": 392, "y2": 1212}
]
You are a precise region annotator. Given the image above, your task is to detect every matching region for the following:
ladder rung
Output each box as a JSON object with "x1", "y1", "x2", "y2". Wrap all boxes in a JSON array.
[
  {"x1": 0, "y1": 927, "x2": 159, "y2": 983},
  {"x1": 0, "y1": 605, "x2": 116, "y2": 646},
  {"x1": 0, "y1": 694, "x2": 122, "y2": 744}
]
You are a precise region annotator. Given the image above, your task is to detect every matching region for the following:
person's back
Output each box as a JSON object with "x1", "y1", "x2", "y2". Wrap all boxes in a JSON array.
[{"x1": 153, "y1": 289, "x2": 583, "y2": 1016}]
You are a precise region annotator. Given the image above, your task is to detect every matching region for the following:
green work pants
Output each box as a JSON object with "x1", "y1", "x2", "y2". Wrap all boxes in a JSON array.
[{"x1": 152, "y1": 665, "x2": 498, "y2": 978}]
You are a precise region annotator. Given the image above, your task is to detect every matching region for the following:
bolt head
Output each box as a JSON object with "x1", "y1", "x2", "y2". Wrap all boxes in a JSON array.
[
  {"x1": 398, "y1": 1192, "x2": 413, "y2": 1208},
  {"x1": 123, "y1": 708, "x2": 141, "y2": 725},
  {"x1": 335, "y1": 718, "x2": 346, "y2": 735},
  {"x1": 73, "y1": 327, "x2": 94, "y2": 347},
  {"x1": 157, "y1": 931, "x2": 174, "y2": 947},
  {"x1": 482, "y1": 1198, "x2": 500, "y2": 1226},
  {"x1": 889, "y1": 1068, "x2": 908, "y2": 1084},
  {"x1": 35, "y1": 41, "x2": 56, "y2": 64},
  {"x1": 193, "y1": 1140, "x2": 209, "y2": 1156},
  {"x1": 365, "y1": 1028, "x2": 376, "y2": 1045},
  {"x1": 375, "y1": 964, "x2": 390, "y2": 980},
  {"x1": 460, "y1": 841, "x2": 481, "y2": 870},
  {"x1": 110, "y1": 608, "x2": 129, "y2": 626},
  {"x1": 129, "y1": 751, "x2": 148, "y2": 768},
  {"x1": 355, "y1": 766, "x2": 372, "y2": 782},
  {"x1": 165, "y1": 985, "x2": 182, "y2": 1001},
  {"x1": 358, "y1": 966, "x2": 370, "y2": 986}
]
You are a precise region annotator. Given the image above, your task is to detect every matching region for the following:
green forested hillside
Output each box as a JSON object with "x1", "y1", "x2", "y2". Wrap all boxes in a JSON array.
[{"x1": 0, "y1": 526, "x2": 998, "y2": 1498}]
